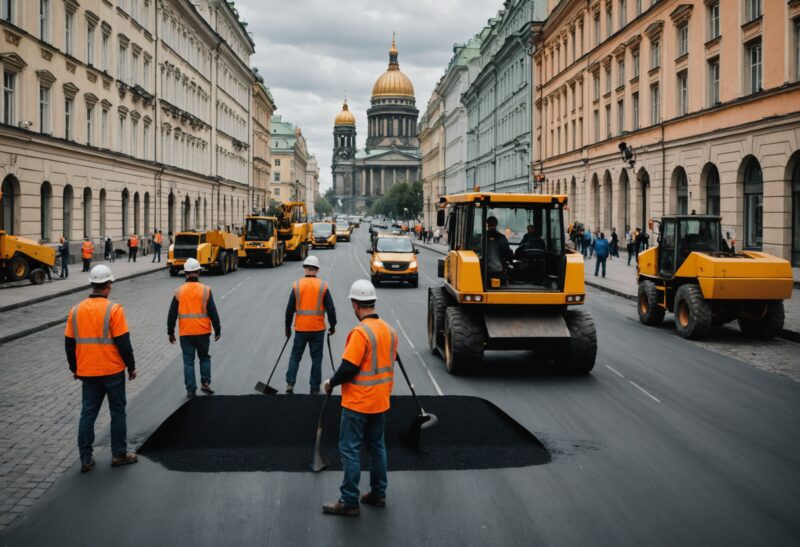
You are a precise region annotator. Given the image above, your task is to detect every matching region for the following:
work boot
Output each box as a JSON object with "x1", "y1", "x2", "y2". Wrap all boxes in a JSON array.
[
  {"x1": 80, "y1": 458, "x2": 96, "y2": 474},
  {"x1": 360, "y1": 492, "x2": 386, "y2": 507},
  {"x1": 201, "y1": 382, "x2": 215, "y2": 395},
  {"x1": 285, "y1": 384, "x2": 294, "y2": 394},
  {"x1": 187, "y1": 390, "x2": 197, "y2": 399},
  {"x1": 111, "y1": 453, "x2": 138, "y2": 467},
  {"x1": 322, "y1": 500, "x2": 359, "y2": 516},
  {"x1": 310, "y1": 388, "x2": 320, "y2": 395}
]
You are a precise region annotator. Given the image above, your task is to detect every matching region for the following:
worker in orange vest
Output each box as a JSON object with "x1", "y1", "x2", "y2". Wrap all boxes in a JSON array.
[
  {"x1": 322, "y1": 279, "x2": 397, "y2": 516},
  {"x1": 65, "y1": 265, "x2": 138, "y2": 473},
  {"x1": 127, "y1": 233, "x2": 139, "y2": 262},
  {"x1": 152, "y1": 229, "x2": 163, "y2": 263},
  {"x1": 285, "y1": 255, "x2": 337, "y2": 394},
  {"x1": 167, "y1": 258, "x2": 221, "y2": 398},
  {"x1": 81, "y1": 237, "x2": 94, "y2": 272}
]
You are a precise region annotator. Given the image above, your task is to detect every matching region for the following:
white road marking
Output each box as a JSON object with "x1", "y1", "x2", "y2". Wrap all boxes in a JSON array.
[
  {"x1": 352, "y1": 244, "x2": 370, "y2": 277},
  {"x1": 415, "y1": 350, "x2": 444, "y2": 396},
  {"x1": 391, "y1": 309, "x2": 415, "y2": 349},
  {"x1": 220, "y1": 276, "x2": 250, "y2": 300},
  {"x1": 605, "y1": 365, "x2": 625, "y2": 378},
  {"x1": 629, "y1": 380, "x2": 661, "y2": 403}
]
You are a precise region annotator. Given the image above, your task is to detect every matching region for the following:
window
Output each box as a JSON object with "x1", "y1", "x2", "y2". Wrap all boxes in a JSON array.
[
  {"x1": 617, "y1": 99, "x2": 624, "y2": 134},
  {"x1": 677, "y1": 71, "x2": 688, "y2": 115},
  {"x1": 86, "y1": 104, "x2": 94, "y2": 145},
  {"x1": 1, "y1": 0, "x2": 13, "y2": 23},
  {"x1": 3, "y1": 71, "x2": 15, "y2": 125},
  {"x1": 706, "y1": 165, "x2": 720, "y2": 215},
  {"x1": 651, "y1": 40, "x2": 660, "y2": 69},
  {"x1": 594, "y1": 13, "x2": 600, "y2": 46},
  {"x1": 143, "y1": 123, "x2": 149, "y2": 159},
  {"x1": 39, "y1": 85, "x2": 50, "y2": 133},
  {"x1": 87, "y1": 25, "x2": 95, "y2": 65},
  {"x1": 64, "y1": 97, "x2": 73, "y2": 140},
  {"x1": 708, "y1": 2, "x2": 720, "y2": 40},
  {"x1": 65, "y1": 9, "x2": 75, "y2": 56},
  {"x1": 796, "y1": 19, "x2": 800, "y2": 81},
  {"x1": 708, "y1": 59, "x2": 720, "y2": 105},
  {"x1": 39, "y1": 0, "x2": 50, "y2": 42},
  {"x1": 743, "y1": 158, "x2": 763, "y2": 249},
  {"x1": 101, "y1": 108, "x2": 108, "y2": 146},
  {"x1": 143, "y1": 59, "x2": 150, "y2": 90},
  {"x1": 635, "y1": 0, "x2": 642, "y2": 17},
  {"x1": 747, "y1": 41, "x2": 762, "y2": 94},
  {"x1": 605, "y1": 104, "x2": 611, "y2": 138},
  {"x1": 632, "y1": 92, "x2": 640, "y2": 130},
  {"x1": 618, "y1": 59, "x2": 625, "y2": 87},
  {"x1": 650, "y1": 83, "x2": 660, "y2": 124},
  {"x1": 275, "y1": 158, "x2": 281, "y2": 166},
  {"x1": 593, "y1": 73, "x2": 600, "y2": 100},
  {"x1": 102, "y1": 32, "x2": 109, "y2": 72},
  {"x1": 131, "y1": 119, "x2": 137, "y2": 156},
  {"x1": 273, "y1": 172, "x2": 280, "y2": 182},
  {"x1": 619, "y1": 0, "x2": 627, "y2": 27},
  {"x1": 606, "y1": 8, "x2": 613, "y2": 38},
  {"x1": 605, "y1": 66, "x2": 611, "y2": 93},
  {"x1": 632, "y1": 50, "x2": 640, "y2": 78},
  {"x1": 132, "y1": 52, "x2": 139, "y2": 85},
  {"x1": 677, "y1": 24, "x2": 688, "y2": 57},
  {"x1": 745, "y1": 0, "x2": 761, "y2": 23},
  {"x1": 274, "y1": 187, "x2": 280, "y2": 196},
  {"x1": 594, "y1": 109, "x2": 600, "y2": 142},
  {"x1": 118, "y1": 43, "x2": 127, "y2": 81},
  {"x1": 118, "y1": 115, "x2": 125, "y2": 153}
]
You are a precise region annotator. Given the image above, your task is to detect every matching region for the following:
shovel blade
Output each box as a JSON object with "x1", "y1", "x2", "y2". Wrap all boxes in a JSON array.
[
  {"x1": 420, "y1": 412, "x2": 438, "y2": 430},
  {"x1": 311, "y1": 428, "x2": 328, "y2": 472},
  {"x1": 400, "y1": 413, "x2": 438, "y2": 452},
  {"x1": 254, "y1": 381, "x2": 278, "y2": 395}
]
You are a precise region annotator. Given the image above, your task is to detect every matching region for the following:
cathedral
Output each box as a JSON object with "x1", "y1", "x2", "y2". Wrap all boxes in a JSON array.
[{"x1": 332, "y1": 37, "x2": 421, "y2": 213}]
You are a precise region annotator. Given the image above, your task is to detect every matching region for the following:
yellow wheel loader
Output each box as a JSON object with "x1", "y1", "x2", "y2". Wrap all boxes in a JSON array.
[
  {"x1": 0, "y1": 191, "x2": 56, "y2": 285},
  {"x1": 238, "y1": 215, "x2": 285, "y2": 268},
  {"x1": 428, "y1": 192, "x2": 596, "y2": 375},
  {"x1": 637, "y1": 215, "x2": 792, "y2": 340},
  {"x1": 167, "y1": 229, "x2": 240, "y2": 276},
  {"x1": 277, "y1": 202, "x2": 312, "y2": 260}
]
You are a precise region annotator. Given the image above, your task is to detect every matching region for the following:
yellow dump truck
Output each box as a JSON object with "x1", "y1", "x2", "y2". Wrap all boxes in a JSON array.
[
  {"x1": 238, "y1": 215, "x2": 285, "y2": 268},
  {"x1": 276, "y1": 202, "x2": 312, "y2": 260},
  {"x1": 637, "y1": 215, "x2": 793, "y2": 339},
  {"x1": 0, "y1": 191, "x2": 56, "y2": 285},
  {"x1": 168, "y1": 229, "x2": 240, "y2": 276}
]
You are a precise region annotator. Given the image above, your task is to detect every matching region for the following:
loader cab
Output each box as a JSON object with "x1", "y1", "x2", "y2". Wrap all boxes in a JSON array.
[
  {"x1": 657, "y1": 215, "x2": 722, "y2": 277},
  {"x1": 244, "y1": 217, "x2": 275, "y2": 242}
]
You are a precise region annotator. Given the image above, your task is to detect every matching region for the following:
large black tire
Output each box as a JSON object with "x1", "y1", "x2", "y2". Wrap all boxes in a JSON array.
[
  {"x1": 563, "y1": 309, "x2": 597, "y2": 374},
  {"x1": 444, "y1": 307, "x2": 484, "y2": 374},
  {"x1": 217, "y1": 252, "x2": 227, "y2": 275},
  {"x1": 7, "y1": 256, "x2": 30, "y2": 282},
  {"x1": 29, "y1": 268, "x2": 46, "y2": 285},
  {"x1": 169, "y1": 267, "x2": 179, "y2": 277},
  {"x1": 637, "y1": 280, "x2": 665, "y2": 326},
  {"x1": 673, "y1": 284, "x2": 711, "y2": 340},
  {"x1": 427, "y1": 286, "x2": 451, "y2": 354},
  {"x1": 738, "y1": 301, "x2": 785, "y2": 340},
  {"x1": 299, "y1": 244, "x2": 308, "y2": 260}
]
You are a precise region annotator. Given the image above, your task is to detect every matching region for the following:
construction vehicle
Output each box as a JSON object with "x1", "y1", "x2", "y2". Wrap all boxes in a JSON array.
[
  {"x1": 0, "y1": 191, "x2": 55, "y2": 285},
  {"x1": 238, "y1": 214, "x2": 285, "y2": 268},
  {"x1": 311, "y1": 221, "x2": 337, "y2": 249},
  {"x1": 276, "y1": 202, "x2": 311, "y2": 260},
  {"x1": 428, "y1": 192, "x2": 596, "y2": 375},
  {"x1": 167, "y1": 229, "x2": 239, "y2": 276},
  {"x1": 368, "y1": 234, "x2": 419, "y2": 287},
  {"x1": 636, "y1": 215, "x2": 792, "y2": 340}
]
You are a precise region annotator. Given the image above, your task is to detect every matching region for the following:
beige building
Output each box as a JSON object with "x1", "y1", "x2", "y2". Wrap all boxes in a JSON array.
[
  {"x1": 534, "y1": 0, "x2": 800, "y2": 265},
  {"x1": 252, "y1": 71, "x2": 276, "y2": 211},
  {"x1": 0, "y1": 0, "x2": 257, "y2": 256},
  {"x1": 419, "y1": 89, "x2": 445, "y2": 227},
  {"x1": 305, "y1": 154, "x2": 319, "y2": 217},
  {"x1": 270, "y1": 115, "x2": 308, "y2": 204}
]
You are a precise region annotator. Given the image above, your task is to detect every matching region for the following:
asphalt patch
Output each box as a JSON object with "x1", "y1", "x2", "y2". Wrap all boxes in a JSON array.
[{"x1": 139, "y1": 395, "x2": 550, "y2": 472}]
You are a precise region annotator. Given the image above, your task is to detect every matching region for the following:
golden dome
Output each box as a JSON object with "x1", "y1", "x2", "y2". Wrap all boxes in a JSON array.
[
  {"x1": 334, "y1": 101, "x2": 356, "y2": 126},
  {"x1": 371, "y1": 36, "x2": 415, "y2": 98}
]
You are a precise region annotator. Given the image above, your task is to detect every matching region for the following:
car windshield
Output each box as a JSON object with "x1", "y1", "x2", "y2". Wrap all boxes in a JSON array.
[
  {"x1": 313, "y1": 223, "x2": 332, "y2": 235},
  {"x1": 336, "y1": 222, "x2": 349, "y2": 230},
  {"x1": 245, "y1": 218, "x2": 272, "y2": 241},
  {"x1": 376, "y1": 237, "x2": 413, "y2": 253},
  {"x1": 175, "y1": 234, "x2": 199, "y2": 246},
  {"x1": 485, "y1": 205, "x2": 564, "y2": 251}
]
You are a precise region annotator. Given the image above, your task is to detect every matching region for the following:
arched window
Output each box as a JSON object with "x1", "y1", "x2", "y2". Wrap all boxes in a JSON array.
[
  {"x1": 133, "y1": 192, "x2": 140, "y2": 234},
  {"x1": 182, "y1": 195, "x2": 191, "y2": 230},
  {"x1": 1, "y1": 175, "x2": 20, "y2": 234},
  {"x1": 591, "y1": 174, "x2": 600, "y2": 230},
  {"x1": 791, "y1": 153, "x2": 800, "y2": 266},
  {"x1": 619, "y1": 169, "x2": 630, "y2": 232},
  {"x1": 121, "y1": 188, "x2": 130, "y2": 236},
  {"x1": 168, "y1": 191, "x2": 175, "y2": 235},
  {"x1": 83, "y1": 187, "x2": 93, "y2": 238},
  {"x1": 40, "y1": 182, "x2": 53, "y2": 242},
  {"x1": 570, "y1": 177, "x2": 577, "y2": 217},
  {"x1": 637, "y1": 168, "x2": 650, "y2": 230},
  {"x1": 203, "y1": 197, "x2": 207, "y2": 230},
  {"x1": 63, "y1": 185, "x2": 74, "y2": 240},
  {"x1": 673, "y1": 167, "x2": 688, "y2": 215},
  {"x1": 742, "y1": 156, "x2": 763, "y2": 249},
  {"x1": 704, "y1": 164, "x2": 720, "y2": 215},
  {"x1": 99, "y1": 189, "x2": 107, "y2": 237},
  {"x1": 144, "y1": 192, "x2": 150, "y2": 235},
  {"x1": 603, "y1": 170, "x2": 612, "y2": 231}
]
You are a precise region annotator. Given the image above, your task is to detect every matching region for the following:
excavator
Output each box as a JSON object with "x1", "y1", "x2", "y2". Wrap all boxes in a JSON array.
[
  {"x1": 276, "y1": 201, "x2": 312, "y2": 260},
  {"x1": 0, "y1": 190, "x2": 56, "y2": 285}
]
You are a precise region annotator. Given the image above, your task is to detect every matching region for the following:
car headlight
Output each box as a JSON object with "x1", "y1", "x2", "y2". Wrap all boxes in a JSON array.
[
  {"x1": 373, "y1": 260, "x2": 384, "y2": 268},
  {"x1": 409, "y1": 261, "x2": 417, "y2": 268}
]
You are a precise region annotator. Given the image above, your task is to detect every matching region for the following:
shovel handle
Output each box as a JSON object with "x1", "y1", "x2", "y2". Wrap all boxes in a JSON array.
[
  {"x1": 395, "y1": 354, "x2": 425, "y2": 416},
  {"x1": 317, "y1": 391, "x2": 332, "y2": 430},
  {"x1": 266, "y1": 335, "x2": 291, "y2": 386},
  {"x1": 326, "y1": 332, "x2": 337, "y2": 373}
]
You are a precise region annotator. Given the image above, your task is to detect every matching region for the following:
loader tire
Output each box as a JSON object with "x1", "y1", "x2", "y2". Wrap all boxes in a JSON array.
[
  {"x1": 637, "y1": 280, "x2": 665, "y2": 326},
  {"x1": 563, "y1": 309, "x2": 597, "y2": 374},
  {"x1": 217, "y1": 252, "x2": 227, "y2": 275},
  {"x1": 738, "y1": 301, "x2": 784, "y2": 340},
  {"x1": 427, "y1": 286, "x2": 452, "y2": 355},
  {"x1": 444, "y1": 307, "x2": 484, "y2": 375},
  {"x1": 674, "y1": 284, "x2": 711, "y2": 340},
  {"x1": 29, "y1": 268, "x2": 46, "y2": 285},
  {"x1": 7, "y1": 256, "x2": 30, "y2": 282}
]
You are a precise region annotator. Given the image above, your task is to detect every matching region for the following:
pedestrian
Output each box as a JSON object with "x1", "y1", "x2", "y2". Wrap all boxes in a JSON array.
[
  {"x1": 152, "y1": 230, "x2": 163, "y2": 263},
  {"x1": 582, "y1": 229, "x2": 591, "y2": 257},
  {"x1": 634, "y1": 227, "x2": 642, "y2": 264},
  {"x1": 322, "y1": 279, "x2": 397, "y2": 516},
  {"x1": 59, "y1": 236, "x2": 70, "y2": 278},
  {"x1": 81, "y1": 236, "x2": 94, "y2": 272},
  {"x1": 285, "y1": 255, "x2": 337, "y2": 394},
  {"x1": 588, "y1": 230, "x2": 596, "y2": 258},
  {"x1": 127, "y1": 233, "x2": 139, "y2": 262},
  {"x1": 594, "y1": 232, "x2": 610, "y2": 277},
  {"x1": 65, "y1": 264, "x2": 138, "y2": 472},
  {"x1": 104, "y1": 236, "x2": 114, "y2": 262},
  {"x1": 626, "y1": 227, "x2": 634, "y2": 266},
  {"x1": 434, "y1": 228, "x2": 441, "y2": 244},
  {"x1": 610, "y1": 228, "x2": 619, "y2": 259}
]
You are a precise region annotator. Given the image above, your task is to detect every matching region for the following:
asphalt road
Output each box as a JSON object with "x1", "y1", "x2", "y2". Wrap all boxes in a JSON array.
[{"x1": 2, "y1": 226, "x2": 799, "y2": 547}]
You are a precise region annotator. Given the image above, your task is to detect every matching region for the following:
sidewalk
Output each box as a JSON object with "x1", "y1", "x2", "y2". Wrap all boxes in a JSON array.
[{"x1": 415, "y1": 240, "x2": 800, "y2": 339}]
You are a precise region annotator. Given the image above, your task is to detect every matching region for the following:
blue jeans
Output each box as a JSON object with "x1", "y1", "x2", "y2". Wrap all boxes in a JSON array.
[
  {"x1": 595, "y1": 256, "x2": 607, "y2": 276},
  {"x1": 339, "y1": 408, "x2": 388, "y2": 506},
  {"x1": 285, "y1": 330, "x2": 324, "y2": 390},
  {"x1": 78, "y1": 373, "x2": 127, "y2": 461},
  {"x1": 180, "y1": 335, "x2": 211, "y2": 392},
  {"x1": 152, "y1": 244, "x2": 161, "y2": 262},
  {"x1": 61, "y1": 255, "x2": 69, "y2": 277}
]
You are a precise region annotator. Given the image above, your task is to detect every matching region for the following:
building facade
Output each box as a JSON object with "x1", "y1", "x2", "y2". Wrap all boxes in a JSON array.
[
  {"x1": 464, "y1": 0, "x2": 545, "y2": 194},
  {"x1": 270, "y1": 115, "x2": 308, "y2": 204},
  {"x1": 252, "y1": 71, "x2": 276, "y2": 211},
  {"x1": 331, "y1": 38, "x2": 421, "y2": 213},
  {"x1": 534, "y1": 0, "x2": 800, "y2": 265},
  {"x1": 0, "y1": 0, "x2": 258, "y2": 254},
  {"x1": 419, "y1": 89, "x2": 444, "y2": 227},
  {"x1": 305, "y1": 154, "x2": 319, "y2": 217}
]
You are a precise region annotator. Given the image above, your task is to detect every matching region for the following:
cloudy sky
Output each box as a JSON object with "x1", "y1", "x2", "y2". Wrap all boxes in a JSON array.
[{"x1": 234, "y1": 0, "x2": 505, "y2": 191}]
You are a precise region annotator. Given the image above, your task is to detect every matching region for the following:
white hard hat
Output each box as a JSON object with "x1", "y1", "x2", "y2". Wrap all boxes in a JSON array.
[
  {"x1": 184, "y1": 258, "x2": 202, "y2": 272},
  {"x1": 88, "y1": 264, "x2": 115, "y2": 283},
  {"x1": 349, "y1": 279, "x2": 377, "y2": 302},
  {"x1": 303, "y1": 255, "x2": 320, "y2": 269}
]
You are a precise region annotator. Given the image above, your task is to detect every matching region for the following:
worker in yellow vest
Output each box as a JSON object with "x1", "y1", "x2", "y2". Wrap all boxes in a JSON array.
[
  {"x1": 128, "y1": 233, "x2": 139, "y2": 262},
  {"x1": 65, "y1": 264, "x2": 138, "y2": 473},
  {"x1": 81, "y1": 237, "x2": 94, "y2": 272},
  {"x1": 167, "y1": 258, "x2": 221, "y2": 398},
  {"x1": 322, "y1": 279, "x2": 397, "y2": 516},
  {"x1": 284, "y1": 255, "x2": 337, "y2": 394}
]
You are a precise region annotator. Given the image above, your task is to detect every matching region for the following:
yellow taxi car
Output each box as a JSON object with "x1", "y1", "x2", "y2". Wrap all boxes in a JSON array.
[
  {"x1": 335, "y1": 221, "x2": 353, "y2": 242},
  {"x1": 367, "y1": 234, "x2": 419, "y2": 287},
  {"x1": 311, "y1": 222, "x2": 337, "y2": 249}
]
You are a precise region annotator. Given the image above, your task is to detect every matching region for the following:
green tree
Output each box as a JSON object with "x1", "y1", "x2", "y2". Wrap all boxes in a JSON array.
[
  {"x1": 369, "y1": 180, "x2": 422, "y2": 219},
  {"x1": 316, "y1": 195, "x2": 333, "y2": 217}
]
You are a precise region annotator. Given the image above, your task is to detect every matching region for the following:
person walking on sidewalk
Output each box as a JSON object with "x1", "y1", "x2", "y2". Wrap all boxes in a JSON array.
[
  {"x1": 104, "y1": 236, "x2": 114, "y2": 262},
  {"x1": 59, "y1": 236, "x2": 70, "y2": 278},
  {"x1": 610, "y1": 228, "x2": 619, "y2": 259},
  {"x1": 167, "y1": 258, "x2": 221, "y2": 398},
  {"x1": 284, "y1": 255, "x2": 337, "y2": 394},
  {"x1": 65, "y1": 265, "x2": 138, "y2": 472},
  {"x1": 582, "y1": 229, "x2": 591, "y2": 257},
  {"x1": 322, "y1": 279, "x2": 397, "y2": 516},
  {"x1": 81, "y1": 237, "x2": 94, "y2": 272},
  {"x1": 152, "y1": 230, "x2": 163, "y2": 263},
  {"x1": 127, "y1": 233, "x2": 139, "y2": 262},
  {"x1": 594, "y1": 232, "x2": 610, "y2": 277}
]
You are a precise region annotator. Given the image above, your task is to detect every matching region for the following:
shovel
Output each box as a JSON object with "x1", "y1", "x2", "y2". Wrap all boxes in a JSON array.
[
  {"x1": 396, "y1": 354, "x2": 438, "y2": 451},
  {"x1": 254, "y1": 336, "x2": 291, "y2": 394},
  {"x1": 311, "y1": 332, "x2": 338, "y2": 472}
]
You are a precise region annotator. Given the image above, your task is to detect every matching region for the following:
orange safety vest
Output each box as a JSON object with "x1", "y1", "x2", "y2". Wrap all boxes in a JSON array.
[
  {"x1": 175, "y1": 282, "x2": 212, "y2": 336},
  {"x1": 292, "y1": 277, "x2": 329, "y2": 332},
  {"x1": 155, "y1": 233, "x2": 163, "y2": 245},
  {"x1": 130, "y1": 235, "x2": 139, "y2": 248},
  {"x1": 341, "y1": 318, "x2": 397, "y2": 414},
  {"x1": 65, "y1": 298, "x2": 128, "y2": 377},
  {"x1": 81, "y1": 241, "x2": 94, "y2": 259}
]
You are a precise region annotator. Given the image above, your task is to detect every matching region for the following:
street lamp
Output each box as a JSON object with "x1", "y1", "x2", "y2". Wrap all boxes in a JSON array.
[{"x1": 619, "y1": 141, "x2": 636, "y2": 170}]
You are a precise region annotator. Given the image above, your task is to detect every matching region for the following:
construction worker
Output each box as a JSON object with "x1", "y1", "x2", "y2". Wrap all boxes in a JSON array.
[
  {"x1": 65, "y1": 265, "x2": 138, "y2": 472},
  {"x1": 167, "y1": 258, "x2": 221, "y2": 398},
  {"x1": 285, "y1": 255, "x2": 337, "y2": 394},
  {"x1": 322, "y1": 279, "x2": 397, "y2": 516},
  {"x1": 81, "y1": 237, "x2": 94, "y2": 272},
  {"x1": 152, "y1": 230, "x2": 163, "y2": 263},
  {"x1": 128, "y1": 233, "x2": 139, "y2": 262},
  {"x1": 58, "y1": 236, "x2": 70, "y2": 278}
]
